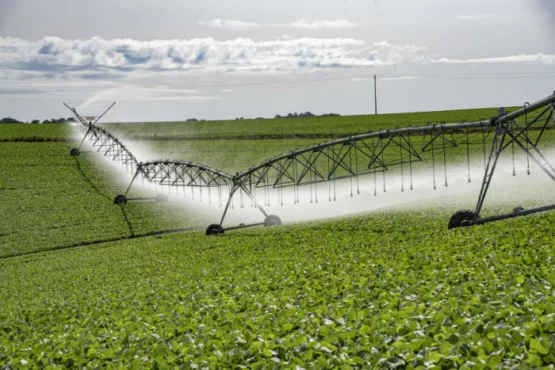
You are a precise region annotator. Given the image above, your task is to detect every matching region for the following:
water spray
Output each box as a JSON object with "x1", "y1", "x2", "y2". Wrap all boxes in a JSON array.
[{"x1": 64, "y1": 90, "x2": 555, "y2": 235}]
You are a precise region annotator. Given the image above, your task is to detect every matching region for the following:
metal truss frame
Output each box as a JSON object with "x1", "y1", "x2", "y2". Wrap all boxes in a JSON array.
[
  {"x1": 78, "y1": 125, "x2": 139, "y2": 172},
  {"x1": 462, "y1": 97, "x2": 555, "y2": 227},
  {"x1": 64, "y1": 102, "x2": 117, "y2": 155},
  {"x1": 214, "y1": 121, "x2": 489, "y2": 230},
  {"x1": 116, "y1": 160, "x2": 234, "y2": 205},
  {"x1": 62, "y1": 92, "x2": 555, "y2": 234},
  {"x1": 215, "y1": 92, "x2": 555, "y2": 232}
]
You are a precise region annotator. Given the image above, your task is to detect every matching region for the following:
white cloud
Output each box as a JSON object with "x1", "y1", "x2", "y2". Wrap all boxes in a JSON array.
[
  {"x1": 1, "y1": 36, "x2": 552, "y2": 87},
  {"x1": 380, "y1": 76, "x2": 422, "y2": 81},
  {"x1": 130, "y1": 85, "x2": 212, "y2": 100},
  {"x1": 430, "y1": 53, "x2": 555, "y2": 64},
  {"x1": 0, "y1": 82, "x2": 220, "y2": 103},
  {"x1": 198, "y1": 19, "x2": 260, "y2": 30},
  {"x1": 350, "y1": 76, "x2": 422, "y2": 82},
  {"x1": 349, "y1": 77, "x2": 372, "y2": 82},
  {"x1": 221, "y1": 89, "x2": 235, "y2": 93},
  {"x1": 371, "y1": 41, "x2": 427, "y2": 64},
  {"x1": 288, "y1": 19, "x2": 362, "y2": 29},
  {"x1": 457, "y1": 14, "x2": 498, "y2": 21},
  {"x1": 0, "y1": 36, "x2": 396, "y2": 75},
  {"x1": 199, "y1": 19, "x2": 362, "y2": 30}
]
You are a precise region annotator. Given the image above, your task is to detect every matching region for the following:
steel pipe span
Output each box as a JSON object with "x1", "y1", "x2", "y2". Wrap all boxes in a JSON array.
[
  {"x1": 88, "y1": 126, "x2": 139, "y2": 166},
  {"x1": 64, "y1": 90, "x2": 555, "y2": 233},
  {"x1": 235, "y1": 92, "x2": 555, "y2": 182},
  {"x1": 137, "y1": 160, "x2": 233, "y2": 188},
  {"x1": 65, "y1": 103, "x2": 235, "y2": 190}
]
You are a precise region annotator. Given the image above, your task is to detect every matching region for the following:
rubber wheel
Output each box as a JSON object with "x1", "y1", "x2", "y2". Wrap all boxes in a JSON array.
[
  {"x1": 448, "y1": 210, "x2": 478, "y2": 229},
  {"x1": 156, "y1": 194, "x2": 168, "y2": 203},
  {"x1": 264, "y1": 215, "x2": 282, "y2": 227},
  {"x1": 206, "y1": 224, "x2": 224, "y2": 236},
  {"x1": 70, "y1": 148, "x2": 80, "y2": 156},
  {"x1": 114, "y1": 195, "x2": 127, "y2": 205}
]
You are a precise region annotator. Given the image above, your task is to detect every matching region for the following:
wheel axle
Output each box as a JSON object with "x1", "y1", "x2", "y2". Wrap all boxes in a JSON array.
[
  {"x1": 206, "y1": 224, "x2": 224, "y2": 235},
  {"x1": 448, "y1": 210, "x2": 478, "y2": 229},
  {"x1": 206, "y1": 215, "x2": 283, "y2": 236},
  {"x1": 114, "y1": 194, "x2": 127, "y2": 205},
  {"x1": 264, "y1": 215, "x2": 282, "y2": 227}
]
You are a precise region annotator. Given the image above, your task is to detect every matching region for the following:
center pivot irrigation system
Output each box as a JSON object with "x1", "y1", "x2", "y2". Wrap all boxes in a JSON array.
[{"x1": 65, "y1": 90, "x2": 555, "y2": 235}]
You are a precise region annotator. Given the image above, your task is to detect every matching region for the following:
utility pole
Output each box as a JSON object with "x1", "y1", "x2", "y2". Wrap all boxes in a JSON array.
[{"x1": 374, "y1": 74, "x2": 378, "y2": 115}]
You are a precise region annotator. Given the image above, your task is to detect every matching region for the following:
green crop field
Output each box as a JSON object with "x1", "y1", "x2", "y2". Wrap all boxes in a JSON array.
[
  {"x1": 0, "y1": 142, "x2": 212, "y2": 258},
  {"x1": 0, "y1": 124, "x2": 69, "y2": 142},
  {"x1": 101, "y1": 106, "x2": 519, "y2": 141},
  {"x1": 1, "y1": 108, "x2": 554, "y2": 368}
]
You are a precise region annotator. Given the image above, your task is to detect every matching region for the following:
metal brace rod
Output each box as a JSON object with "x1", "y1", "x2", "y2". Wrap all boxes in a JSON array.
[
  {"x1": 236, "y1": 92, "x2": 555, "y2": 184},
  {"x1": 219, "y1": 179, "x2": 269, "y2": 226},
  {"x1": 421, "y1": 126, "x2": 457, "y2": 152},
  {"x1": 124, "y1": 169, "x2": 142, "y2": 197},
  {"x1": 474, "y1": 127, "x2": 509, "y2": 215},
  {"x1": 474, "y1": 96, "x2": 555, "y2": 217}
]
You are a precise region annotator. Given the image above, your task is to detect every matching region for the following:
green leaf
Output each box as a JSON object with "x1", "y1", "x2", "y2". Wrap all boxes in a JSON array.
[
  {"x1": 447, "y1": 334, "x2": 459, "y2": 344},
  {"x1": 156, "y1": 354, "x2": 165, "y2": 365},
  {"x1": 529, "y1": 338, "x2": 549, "y2": 355},
  {"x1": 481, "y1": 338, "x2": 493, "y2": 354}
]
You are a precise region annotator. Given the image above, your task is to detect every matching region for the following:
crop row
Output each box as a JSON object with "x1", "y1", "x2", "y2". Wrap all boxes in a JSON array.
[
  {"x1": 102, "y1": 106, "x2": 516, "y2": 140},
  {"x1": 1, "y1": 209, "x2": 554, "y2": 368},
  {"x1": 0, "y1": 143, "x2": 209, "y2": 257},
  {"x1": 0, "y1": 124, "x2": 69, "y2": 141}
]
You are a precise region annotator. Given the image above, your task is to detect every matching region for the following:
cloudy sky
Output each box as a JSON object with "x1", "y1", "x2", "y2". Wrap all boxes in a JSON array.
[{"x1": 0, "y1": 0, "x2": 554, "y2": 122}]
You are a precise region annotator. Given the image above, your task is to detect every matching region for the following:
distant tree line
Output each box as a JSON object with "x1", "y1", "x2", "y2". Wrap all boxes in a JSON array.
[
  {"x1": 0, "y1": 117, "x2": 77, "y2": 124},
  {"x1": 274, "y1": 112, "x2": 340, "y2": 119}
]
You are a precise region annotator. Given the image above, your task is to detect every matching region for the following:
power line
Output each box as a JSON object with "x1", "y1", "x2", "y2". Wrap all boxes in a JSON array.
[
  {"x1": 154, "y1": 72, "x2": 555, "y2": 89},
  {"x1": 374, "y1": 74, "x2": 378, "y2": 115},
  {"x1": 3, "y1": 72, "x2": 553, "y2": 91}
]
